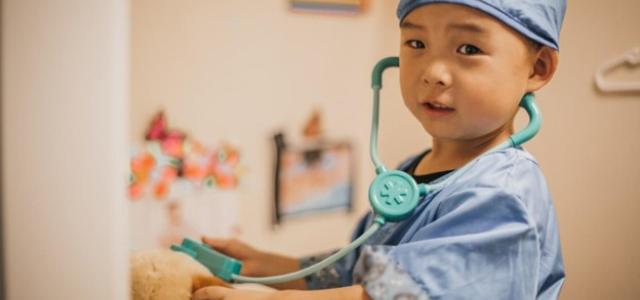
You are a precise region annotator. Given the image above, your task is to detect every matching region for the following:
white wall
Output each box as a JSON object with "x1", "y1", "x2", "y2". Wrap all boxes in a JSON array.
[{"x1": 2, "y1": 1, "x2": 129, "y2": 299}]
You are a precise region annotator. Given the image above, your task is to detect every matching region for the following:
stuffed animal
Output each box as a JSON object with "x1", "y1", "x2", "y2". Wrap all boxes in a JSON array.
[{"x1": 130, "y1": 249, "x2": 228, "y2": 300}]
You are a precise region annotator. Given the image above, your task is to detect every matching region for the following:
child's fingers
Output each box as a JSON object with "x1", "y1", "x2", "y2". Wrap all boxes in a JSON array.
[
  {"x1": 191, "y1": 274, "x2": 230, "y2": 292},
  {"x1": 201, "y1": 237, "x2": 250, "y2": 259},
  {"x1": 201, "y1": 237, "x2": 228, "y2": 250},
  {"x1": 192, "y1": 286, "x2": 231, "y2": 300},
  {"x1": 201, "y1": 237, "x2": 237, "y2": 257}
]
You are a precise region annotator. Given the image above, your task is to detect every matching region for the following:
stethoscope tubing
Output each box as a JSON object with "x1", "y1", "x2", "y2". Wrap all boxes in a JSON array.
[{"x1": 232, "y1": 57, "x2": 540, "y2": 284}]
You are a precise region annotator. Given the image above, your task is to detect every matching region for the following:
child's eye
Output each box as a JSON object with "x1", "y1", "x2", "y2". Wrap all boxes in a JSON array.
[
  {"x1": 457, "y1": 44, "x2": 482, "y2": 55},
  {"x1": 406, "y1": 39, "x2": 425, "y2": 49}
]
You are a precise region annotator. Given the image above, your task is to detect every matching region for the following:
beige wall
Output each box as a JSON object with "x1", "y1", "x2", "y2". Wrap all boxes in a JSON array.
[
  {"x1": 131, "y1": 0, "x2": 640, "y2": 299},
  {"x1": 2, "y1": 0, "x2": 129, "y2": 299},
  {"x1": 131, "y1": 0, "x2": 389, "y2": 256},
  {"x1": 539, "y1": 1, "x2": 640, "y2": 299}
]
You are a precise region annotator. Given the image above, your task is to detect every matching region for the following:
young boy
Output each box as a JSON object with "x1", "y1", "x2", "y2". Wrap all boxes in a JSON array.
[{"x1": 194, "y1": 0, "x2": 566, "y2": 299}]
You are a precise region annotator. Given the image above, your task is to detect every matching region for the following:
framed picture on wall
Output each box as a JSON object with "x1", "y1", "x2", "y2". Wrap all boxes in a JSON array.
[
  {"x1": 289, "y1": 0, "x2": 368, "y2": 15},
  {"x1": 273, "y1": 133, "x2": 354, "y2": 224}
]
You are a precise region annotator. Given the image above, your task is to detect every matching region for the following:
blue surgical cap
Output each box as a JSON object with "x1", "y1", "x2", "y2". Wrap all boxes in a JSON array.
[{"x1": 397, "y1": 0, "x2": 567, "y2": 50}]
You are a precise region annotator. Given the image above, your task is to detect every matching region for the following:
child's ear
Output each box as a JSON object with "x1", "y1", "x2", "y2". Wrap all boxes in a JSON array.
[{"x1": 526, "y1": 47, "x2": 559, "y2": 92}]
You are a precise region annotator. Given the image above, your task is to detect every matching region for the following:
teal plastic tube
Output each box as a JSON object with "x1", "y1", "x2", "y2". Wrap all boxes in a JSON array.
[
  {"x1": 509, "y1": 93, "x2": 541, "y2": 147},
  {"x1": 232, "y1": 218, "x2": 384, "y2": 284},
  {"x1": 370, "y1": 88, "x2": 386, "y2": 174},
  {"x1": 371, "y1": 57, "x2": 399, "y2": 90},
  {"x1": 370, "y1": 57, "x2": 400, "y2": 175}
]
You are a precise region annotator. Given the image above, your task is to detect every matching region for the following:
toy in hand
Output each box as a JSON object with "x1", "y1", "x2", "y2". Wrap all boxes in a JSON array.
[{"x1": 130, "y1": 249, "x2": 229, "y2": 300}]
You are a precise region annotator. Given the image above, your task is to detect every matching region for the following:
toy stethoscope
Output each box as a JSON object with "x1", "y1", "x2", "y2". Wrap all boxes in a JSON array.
[{"x1": 171, "y1": 56, "x2": 542, "y2": 284}]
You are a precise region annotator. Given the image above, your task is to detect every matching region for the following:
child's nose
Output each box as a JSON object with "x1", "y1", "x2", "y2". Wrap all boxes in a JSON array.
[{"x1": 421, "y1": 61, "x2": 452, "y2": 88}]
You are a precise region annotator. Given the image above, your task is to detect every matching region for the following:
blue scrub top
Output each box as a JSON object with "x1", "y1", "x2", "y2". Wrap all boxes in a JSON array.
[{"x1": 301, "y1": 147, "x2": 565, "y2": 300}]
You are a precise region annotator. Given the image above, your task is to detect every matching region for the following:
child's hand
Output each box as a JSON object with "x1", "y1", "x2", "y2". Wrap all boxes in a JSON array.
[
  {"x1": 192, "y1": 286, "x2": 273, "y2": 300},
  {"x1": 202, "y1": 237, "x2": 269, "y2": 277},
  {"x1": 201, "y1": 237, "x2": 306, "y2": 290},
  {"x1": 191, "y1": 274, "x2": 231, "y2": 292},
  {"x1": 193, "y1": 285, "x2": 371, "y2": 300}
]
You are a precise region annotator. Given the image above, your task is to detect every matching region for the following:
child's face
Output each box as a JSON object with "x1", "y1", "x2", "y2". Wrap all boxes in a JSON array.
[{"x1": 399, "y1": 4, "x2": 536, "y2": 142}]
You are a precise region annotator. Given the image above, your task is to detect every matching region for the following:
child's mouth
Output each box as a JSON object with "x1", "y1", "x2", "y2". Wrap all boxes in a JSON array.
[{"x1": 423, "y1": 102, "x2": 455, "y2": 116}]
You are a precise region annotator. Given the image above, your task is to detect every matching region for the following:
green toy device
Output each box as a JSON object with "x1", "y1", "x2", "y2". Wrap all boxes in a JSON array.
[{"x1": 170, "y1": 238, "x2": 242, "y2": 282}]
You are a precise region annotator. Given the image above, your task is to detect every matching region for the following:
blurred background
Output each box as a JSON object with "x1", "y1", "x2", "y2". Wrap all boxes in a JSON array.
[{"x1": 2, "y1": 0, "x2": 639, "y2": 299}]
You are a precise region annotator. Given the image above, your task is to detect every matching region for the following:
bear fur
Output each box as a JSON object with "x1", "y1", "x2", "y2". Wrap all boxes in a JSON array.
[{"x1": 130, "y1": 249, "x2": 227, "y2": 300}]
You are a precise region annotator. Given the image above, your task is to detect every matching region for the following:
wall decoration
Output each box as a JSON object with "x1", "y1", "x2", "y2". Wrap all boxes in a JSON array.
[
  {"x1": 289, "y1": 0, "x2": 368, "y2": 15},
  {"x1": 129, "y1": 111, "x2": 243, "y2": 250},
  {"x1": 273, "y1": 110, "x2": 354, "y2": 223},
  {"x1": 129, "y1": 111, "x2": 242, "y2": 200}
]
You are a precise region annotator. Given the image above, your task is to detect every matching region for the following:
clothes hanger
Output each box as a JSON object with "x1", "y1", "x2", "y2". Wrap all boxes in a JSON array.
[{"x1": 594, "y1": 47, "x2": 640, "y2": 92}]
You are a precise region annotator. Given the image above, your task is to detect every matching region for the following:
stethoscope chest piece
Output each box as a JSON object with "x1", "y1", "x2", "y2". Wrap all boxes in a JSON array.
[{"x1": 368, "y1": 170, "x2": 425, "y2": 222}]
